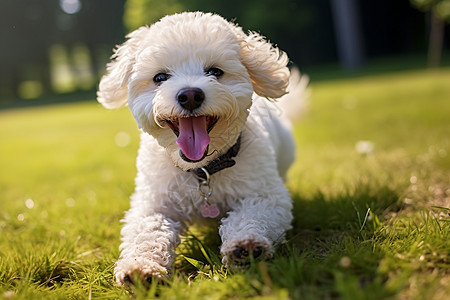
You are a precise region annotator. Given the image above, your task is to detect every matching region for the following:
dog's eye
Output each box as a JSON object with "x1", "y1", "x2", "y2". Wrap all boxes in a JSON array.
[
  {"x1": 153, "y1": 73, "x2": 170, "y2": 84},
  {"x1": 206, "y1": 67, "x2": 224, "y2": 78}
]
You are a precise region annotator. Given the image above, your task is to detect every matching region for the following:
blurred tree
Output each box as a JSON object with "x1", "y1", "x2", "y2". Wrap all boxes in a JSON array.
[
  {"x1": 1, "y1": 0, "x2": 442, "y2": 103},
  {"x1": 124, "y1": 0, "x2": 185, "y2": 32},
  {"x1": 330, "y1": 0, "x2": 365, "y2": 70},
  {"x1": 411, "y1": 0, "x2": 450, "y2": 67},
  {"x1": 0, "y1": 0, "x2": 56, "y2": 99},
  {"x1": 122, "y1": 0, "x2": 329, "y2": 67},
  {"x1": 74, "y1": 0, "x2": 126, "y2": 75},
  {"x1": 0, "y1": 0, "x2": 126, "y2": 102}
]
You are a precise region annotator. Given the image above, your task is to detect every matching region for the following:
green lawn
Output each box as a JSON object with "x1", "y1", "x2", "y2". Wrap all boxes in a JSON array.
[{"x1": 0, "y1": 68, "x2": 449, "y2": 299}]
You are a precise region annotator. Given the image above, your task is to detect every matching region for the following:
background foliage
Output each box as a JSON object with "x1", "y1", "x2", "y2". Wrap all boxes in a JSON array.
[{"x1": 1, "y1": 0, "x2": 449, "y2": 102}]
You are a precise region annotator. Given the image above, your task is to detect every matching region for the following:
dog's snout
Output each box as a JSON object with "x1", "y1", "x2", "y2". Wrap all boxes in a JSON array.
[{"x1": 176, "y1": 88, "x2": 205, "y2": 111}]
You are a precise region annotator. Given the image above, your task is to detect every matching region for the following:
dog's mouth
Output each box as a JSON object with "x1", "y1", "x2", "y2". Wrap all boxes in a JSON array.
[{"x1": 164, "y1": 116, "x2": 218, "y2": 162}]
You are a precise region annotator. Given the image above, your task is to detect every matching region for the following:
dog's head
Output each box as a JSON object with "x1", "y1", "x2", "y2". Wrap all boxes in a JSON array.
[{"x1": 98, "y1": 12, "x2": 290, "y2": 170}]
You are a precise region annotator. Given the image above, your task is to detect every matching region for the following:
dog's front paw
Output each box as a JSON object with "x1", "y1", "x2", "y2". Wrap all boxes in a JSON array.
[
  {"x1": 221, "y1": 239, "x2": 272, "y2": 267},
  {"x1": 114, "y1": 257, "x2": 168, "y2": 286}
]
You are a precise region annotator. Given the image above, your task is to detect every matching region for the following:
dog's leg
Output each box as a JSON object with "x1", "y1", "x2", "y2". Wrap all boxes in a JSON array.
[
  {"x1": 219, "y1": 195, "x2": 292, "y2": 266},
  {"x1": 114, "y1": 212, "x2": 181, "y2": 286}
]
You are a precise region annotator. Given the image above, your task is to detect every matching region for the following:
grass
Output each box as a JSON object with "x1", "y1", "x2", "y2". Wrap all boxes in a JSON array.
[{"x1": 0, "y1": 67, "x2": 449, "y2": 299}]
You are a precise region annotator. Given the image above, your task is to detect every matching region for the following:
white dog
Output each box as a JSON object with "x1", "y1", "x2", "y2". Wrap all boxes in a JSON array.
[{"x1": 97, "y1": 11, "x2": 307, "y2": 285}]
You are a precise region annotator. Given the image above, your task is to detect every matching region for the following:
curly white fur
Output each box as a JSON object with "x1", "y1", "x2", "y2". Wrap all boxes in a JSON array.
[{"x1": 97, "y1": 12, "x2": 306, "y2": 285}]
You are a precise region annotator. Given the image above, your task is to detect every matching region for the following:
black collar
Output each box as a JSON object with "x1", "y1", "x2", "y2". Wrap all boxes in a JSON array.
[{"x1": 189, "y1": 136, "x2": 241, "y2": 180}]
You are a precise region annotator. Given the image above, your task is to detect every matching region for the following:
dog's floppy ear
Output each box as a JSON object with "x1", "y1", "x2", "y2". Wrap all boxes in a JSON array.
[
  {"x1": 97, "y1": 27, "x2": 149, "y2": 109},
  {"x1": 236, "y1": 29, "x2": 290, "y2": 99}
]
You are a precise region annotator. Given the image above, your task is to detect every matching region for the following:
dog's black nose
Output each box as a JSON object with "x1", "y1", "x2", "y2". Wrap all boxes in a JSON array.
[{"x1": 176, "y1": 88, "x2": 205, "y2": 111}]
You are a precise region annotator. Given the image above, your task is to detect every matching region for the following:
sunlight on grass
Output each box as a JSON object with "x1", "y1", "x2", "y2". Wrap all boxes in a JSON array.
[{"x1": 0, "y1": 68, "x2": 449, "y2": 299}]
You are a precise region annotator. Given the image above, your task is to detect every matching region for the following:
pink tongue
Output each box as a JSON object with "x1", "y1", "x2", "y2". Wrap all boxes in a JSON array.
[{"x1": 176, "y1": 116, "x2": 210, "y2": 161}]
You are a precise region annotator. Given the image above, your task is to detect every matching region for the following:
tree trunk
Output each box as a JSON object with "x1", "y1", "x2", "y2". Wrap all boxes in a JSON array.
[
  {"x1": 428, "y1": 11, "x2": 444, "y2": 68},
  {"x1": 330, "y1": 0, "x2": 365, "y2": 70}
]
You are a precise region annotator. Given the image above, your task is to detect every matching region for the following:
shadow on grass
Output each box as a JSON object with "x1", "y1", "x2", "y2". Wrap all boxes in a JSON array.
[
  {"x1": 173, "y1": 183, "x2": 404, "y2": 298},
  {"x1": 290, "y1": 183, "x2": 402, "y2": 238},
  {"x1": 268, "y1": 184, "x2": 403, "y2": 299}
]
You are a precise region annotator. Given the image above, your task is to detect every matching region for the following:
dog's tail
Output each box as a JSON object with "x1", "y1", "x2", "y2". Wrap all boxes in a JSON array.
[{"x1": 277, "y1": 67, "x2": 310, "y2": 121}]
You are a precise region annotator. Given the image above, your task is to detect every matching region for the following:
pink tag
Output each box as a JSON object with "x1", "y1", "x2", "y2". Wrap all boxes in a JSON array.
[{"x1": 201, "y1": 203, "x2": 220, "y2": 218}]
